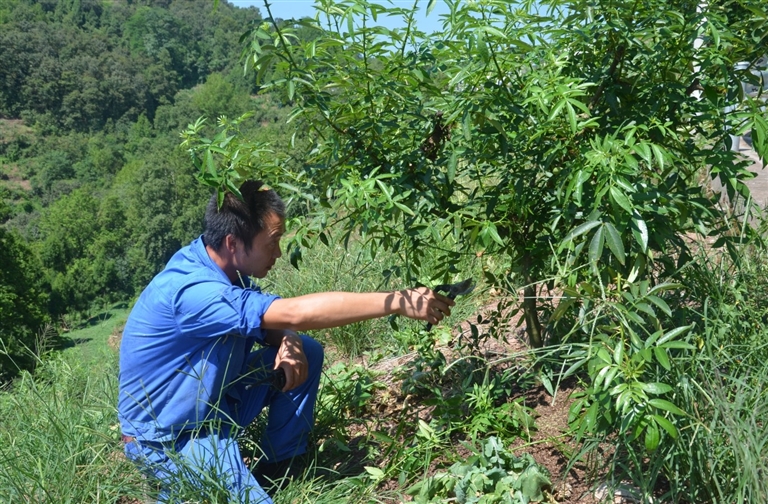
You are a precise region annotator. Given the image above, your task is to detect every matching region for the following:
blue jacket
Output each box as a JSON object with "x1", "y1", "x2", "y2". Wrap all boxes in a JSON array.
[{"x1": 117, "y1": 236, "x2": 279, "y2": 441}]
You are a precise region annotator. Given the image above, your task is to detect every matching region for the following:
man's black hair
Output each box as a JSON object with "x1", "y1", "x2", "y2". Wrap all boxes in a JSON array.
[{"x1": 203, "y1": 180, "x2": 285, "y2": 253}]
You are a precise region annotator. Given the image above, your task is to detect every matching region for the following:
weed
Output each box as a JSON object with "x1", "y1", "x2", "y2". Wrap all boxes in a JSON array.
[{"x1": 407, "y1": 436, "x2": 551, "y2": 504}]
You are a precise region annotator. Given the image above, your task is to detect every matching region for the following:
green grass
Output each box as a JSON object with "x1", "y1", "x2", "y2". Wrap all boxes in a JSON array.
[
  {"x1": 0, "y1": 353, "x2": 146, "y2": 503},
  {"x1": 58, "y1": 305, "x2": 130, "y2": 366}
]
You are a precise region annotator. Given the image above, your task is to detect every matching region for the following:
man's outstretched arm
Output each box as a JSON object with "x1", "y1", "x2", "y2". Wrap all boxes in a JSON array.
[{"x1": 261, "y1": 287, "x2": 454, "y2": 331}]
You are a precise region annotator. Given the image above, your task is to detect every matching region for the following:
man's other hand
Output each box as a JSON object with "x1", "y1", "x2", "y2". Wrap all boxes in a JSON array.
[
  {"x1": 275, "y1": 331, "x2": 308, "y2": 392},
  {"x1": 397, "y1": 287, "x2": 455, "y2": 326}
]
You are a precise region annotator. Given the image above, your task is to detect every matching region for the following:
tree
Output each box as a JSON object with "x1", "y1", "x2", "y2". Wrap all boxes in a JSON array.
[
  {"x1": 231, "y1": 0, "x2": 766, "y2": 347},
  {"x1": 214, "y1": 1, "x2": 767, "y2": 497},
  {"x1": 0, "y1": 227, "x2": 48, "y2": 381}
]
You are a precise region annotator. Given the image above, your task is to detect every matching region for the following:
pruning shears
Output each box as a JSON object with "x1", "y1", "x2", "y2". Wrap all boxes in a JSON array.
[
  {"x1": 426, "y1": 277, "x2": 475, "y2": 331},
  {"x1": 244, "y1": 367, "x2": 286, "y2": 391}
]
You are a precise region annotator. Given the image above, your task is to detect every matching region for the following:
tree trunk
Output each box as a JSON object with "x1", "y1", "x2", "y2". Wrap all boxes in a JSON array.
[{"x1": 522, "y1": 254, "x2": 544, "y2": 348}]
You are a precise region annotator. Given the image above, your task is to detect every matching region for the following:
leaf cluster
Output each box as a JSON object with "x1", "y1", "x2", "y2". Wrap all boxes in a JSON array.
[{"x1": 408, "y1": 436, "x2": 551, "y2": 504}]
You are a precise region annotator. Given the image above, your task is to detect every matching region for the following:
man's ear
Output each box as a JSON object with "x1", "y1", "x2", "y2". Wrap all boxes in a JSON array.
[{"x1": 224, "y1": 234, "x2": 238, "y2": 255}]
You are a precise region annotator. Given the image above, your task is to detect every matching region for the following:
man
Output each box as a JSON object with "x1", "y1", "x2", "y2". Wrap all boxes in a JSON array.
[{"x1": 118, "y1": 180, "x2": 454, "y2": 503}]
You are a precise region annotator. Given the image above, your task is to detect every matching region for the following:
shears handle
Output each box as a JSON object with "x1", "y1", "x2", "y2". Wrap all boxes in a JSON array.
[{"x1": 425, "y1": 289, "x2": 458, "y2": 332}]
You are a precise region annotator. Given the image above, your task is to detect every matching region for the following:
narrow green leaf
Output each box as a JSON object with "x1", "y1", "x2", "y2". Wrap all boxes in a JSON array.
[
  {"x1": 642, "y1": 382, "x2": 673, "y2": 395},
  {"x1": 549, "y1": 98, "x2": 566, "y2": 121},
  {"x1": 603, "y1": 222, "x2": 625, "y2": 265},
  {"x1": 487, "y1": 222, "x2": 504, "y2": 246},
  {"x1": 646, "y1": 295, "x2": 671, "y2": 317},
  {"x1": 478, "y1": 25, "x2": 506, "y2": 39},
  {"x1": 613, "y1": 340, "x2": 624, "y2": 364},
  {"x1": 651, "y1": 144, "x2": 665, "y2": 172},
  {"x1": 394, "y1": 201, "x2": 415, "y2": 216},
  {"x1": 631, "y1": 214, "x2": 649, "y2": 253},
  {"x1": 609, "y1": 186, "x2": 633, "y2": 213},
  {"x1": 648, "y1": 282, "x2": 682, "y2": 295},
  {"x1": 654, "y1": 346, "x2": 671, "y2": 370},
  {"x1": 462, "y1": 113, "x2": 472, "y2": 141},
  {"x1": 563, "y1": 220, "x2": 602, "y2": 242},
  {"x1": 648, "y1": 398, "x2": 686, "y2": 416},
  {"x1": 566, "y1": 101, "x2": 577, "y2": 132},
  {"x1": 288, "y1": 79, "x2": 295, "y2": 101},
  {"x1": 448, "y1": 150, "x2": 458, "y2": 183},
  {"x1": 652, "y1": 414, "x2": 678, "y2": 439},
  {"x1": 205, "y1": 150, "x2": 217, "y2": 177},
  {"x1": 426, "y1": 0, "x2": 437, "y2": 16},
  {"x1": 584, "y1": 402, "x2": 598, "y2": 432},
  {"x1": 645, "y1": 422, "x2": 660, "y2": 451},
  {"x1": 634, "y1": 142, "x2": 652, "y2": 164},
  {"x1": 657, "y1": 325, "x2": 693, "y2": 345},
  {"x1": 589, "y1": 224, "x2": 604, "y2": 263},
  {"x1": 662, "y1": 341, "x2": 696, "y2": 350},
  {"x1": 708, "y1": 21, "x2": 720, "y2": 48}
]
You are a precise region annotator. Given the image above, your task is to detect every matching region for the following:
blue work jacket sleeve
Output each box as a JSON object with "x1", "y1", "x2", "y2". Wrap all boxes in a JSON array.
[{"x1": 173, "y1": 279, "x2": 280, "y2": 345}]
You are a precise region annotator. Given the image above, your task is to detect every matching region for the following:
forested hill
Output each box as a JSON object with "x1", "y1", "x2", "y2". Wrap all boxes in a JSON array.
[
  {"x1": 0, "y1": 0, "x2": 258, "y2": 131},
  {"x1": 0, "y1": 0, "x2": 301, "y2": 380}
]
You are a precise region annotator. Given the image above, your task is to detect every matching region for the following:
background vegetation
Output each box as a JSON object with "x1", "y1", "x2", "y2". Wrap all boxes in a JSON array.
[{"x1": 1, "y1": 0, "x2": 767, "y2": 503}]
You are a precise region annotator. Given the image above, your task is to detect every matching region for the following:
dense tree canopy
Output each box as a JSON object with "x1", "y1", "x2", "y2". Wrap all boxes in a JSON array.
[{"x1": 0, "y1": 0, "x2": 261, "y2": 132}]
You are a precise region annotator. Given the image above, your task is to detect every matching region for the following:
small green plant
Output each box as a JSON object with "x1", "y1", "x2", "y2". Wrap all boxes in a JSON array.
[
  {"x1": 407, "y1": 436, "x2": 551, "y2": 504},
  {"x1": 319, "y1": 361, "x2": 384, "y2": 418},
  {"x1": 465, "y1": 381, "x2": 537, "y2": 442}
]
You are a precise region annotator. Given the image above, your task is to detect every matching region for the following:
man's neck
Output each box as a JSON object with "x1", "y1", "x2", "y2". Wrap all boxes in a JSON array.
[{"x1": 206, "y1": 244, "x2": 237, "y2": 284}]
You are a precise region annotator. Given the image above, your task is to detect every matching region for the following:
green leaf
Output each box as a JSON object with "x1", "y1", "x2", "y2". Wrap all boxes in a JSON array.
[
  {"x1": 487, "y1": 222, "x2": 504, "y2": 246},
  {"x1": 646, "y1": 295, "x2": 671, "y2": 317},
  {"x1": 634, "y1": 142, "x2": 652, "y2": 164},
  {"x1": 603, "y1": 222, "x2": 625, "y2": 265},
  {"x1": 448, "y1": 150, "x2": 458, "y2": 183},
  {"x1": 364, "y1": 466, "x2": 385, "y2": 481},
  {"x1": 662, "y1": 341, "x2": 696, "y2": 350},
  {"x1": 563, "y1": 220, "x2": 602, "y2": 243},
  {"x1": 394, "y1": 201, "x2": 415, "y2": 216},
  {"x1": 609, "y1": 186, "x2": 633, "y2": 214},
  {"x1": 657, "y1": 325, "x2": 693, "y2": 345},
  {"x1": 288, "y1": 79, "x2": 295, "y2": 101},
  {"x1": 426, "y1": 0, "x2": 437, "y2": 16},
  {"x1": 549, "y1": 98, "x2": 566, "y2": 121},
  {"x1": 652, "y1": 414, "x2": 678, "y2": 439},
  {"x1": 648, "y1": 398, "x2": 686, "y2": 416},
  {"x1": 631, "y1": 214, "x2": 649, "y2": 253},
  {"x1": 588, "y1": 224, "x2": 604, "y2": 263},
  {"x1": 645, "y1": 422, "x2": 660, "y2": 451},
  {"x1": 642, "y1": 382, "x2": 673, "y2": 395},
  {"x1": 651, "y1": 144, "x2": 666, "y2": 172},
  {"x1": 566, "y1": 101, "x2": 578, "y2": 132},
  {"x1": 478, "y1": 25, "x2": 507, "y2": 39},
  {"x1": 654, "y1": 346, "x2": 671, "y2": 370},
  {"x1": 613, "y1": 340, "x2": 624, "y2": 364},
  {"x1": 462, "y1": 113, "x2": 472, "y2": 141},
  {"x1": 205, "y1": 150, "x2": 217, "y2": 177}
]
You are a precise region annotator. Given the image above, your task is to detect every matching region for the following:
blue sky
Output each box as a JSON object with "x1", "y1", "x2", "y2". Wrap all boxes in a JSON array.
[{"x1": 227, "y1": 0, "x2": 452, "y2": 34}]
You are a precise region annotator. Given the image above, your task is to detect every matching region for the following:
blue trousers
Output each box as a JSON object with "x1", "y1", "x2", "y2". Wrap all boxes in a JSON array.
[{"x1": 124, "y1": 335, "x2": 324, "y2": 503}]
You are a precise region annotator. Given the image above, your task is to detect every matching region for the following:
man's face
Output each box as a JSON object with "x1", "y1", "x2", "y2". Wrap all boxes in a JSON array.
[{"x1": 233, "y1": 212, "x2": 285, "y2": 279}]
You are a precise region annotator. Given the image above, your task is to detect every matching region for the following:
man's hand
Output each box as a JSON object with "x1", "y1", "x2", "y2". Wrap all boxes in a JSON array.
[
  {"x1": 274, "y1": 331, "x2": 308, "y2": 392},
  {"x1": 397, "y1": 287, "x2": 455, "y2": 325}
]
